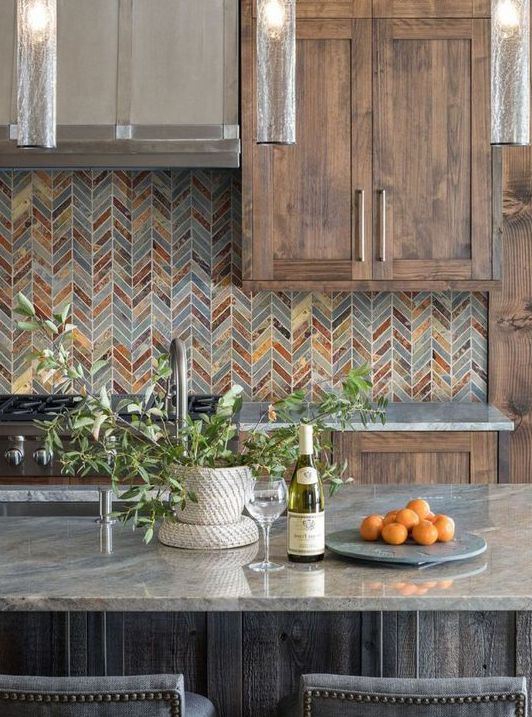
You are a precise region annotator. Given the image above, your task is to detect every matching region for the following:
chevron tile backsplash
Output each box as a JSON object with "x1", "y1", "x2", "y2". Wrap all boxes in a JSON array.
[{"x1": 0, "y1": 169, "x2": 488, "y2": 401}]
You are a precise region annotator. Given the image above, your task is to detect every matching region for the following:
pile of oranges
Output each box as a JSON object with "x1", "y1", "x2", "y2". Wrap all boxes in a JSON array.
[{"x1": 359, "y1": 498, "x2": 455, "y2": 546}]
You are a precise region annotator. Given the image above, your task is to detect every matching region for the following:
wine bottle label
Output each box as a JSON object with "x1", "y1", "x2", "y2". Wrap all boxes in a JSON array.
[
  {"x1": 287, "y1": 511, "x2": 325, "y2": 556},
  {"x1": 296, "y1": 466, "x2": 318, "y2": 485}
]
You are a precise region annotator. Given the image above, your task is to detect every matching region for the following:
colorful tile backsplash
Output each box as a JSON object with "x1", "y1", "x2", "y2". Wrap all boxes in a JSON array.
[{"x1": 0, "y1": 169, "x2": 487, "y2": 401}]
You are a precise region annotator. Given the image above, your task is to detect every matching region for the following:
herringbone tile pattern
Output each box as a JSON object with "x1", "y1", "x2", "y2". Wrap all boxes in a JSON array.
[{"x1": 0, "y1": 169, "x2": 488, "y2": 401}]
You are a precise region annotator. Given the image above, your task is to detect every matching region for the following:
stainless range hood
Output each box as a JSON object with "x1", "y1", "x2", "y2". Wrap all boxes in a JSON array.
[{"x1": 0, "y1": 0, "x2": 240, "y2": 168}]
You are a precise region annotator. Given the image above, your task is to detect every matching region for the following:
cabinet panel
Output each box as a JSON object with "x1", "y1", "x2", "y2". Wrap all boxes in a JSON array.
[
  {"x1": 373, "y1": 19, "x2": 492, "y2": 281},
  {"x1": 333, "y1": 432, "x2": 499, "y2": 484},
  {"x1": 245, "y1": 18, "x2": 373, "y2": 283}
]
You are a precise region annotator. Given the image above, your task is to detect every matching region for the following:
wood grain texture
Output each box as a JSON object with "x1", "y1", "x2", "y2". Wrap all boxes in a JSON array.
[
  {"x1": 242, "y1": 279, "x2": 502, "y2": 292},
  {"x1": 0, "y1": 611, "x2": 524, "y2": 715},
  {"x1": 104, "y1": 612, "x2": 207, "y2": 693},
  {"x1": 0, "y1": 613, "x2": 69, "y2": 676},
  {"x1": 381, "y1": 613, "x2": 419, "y2": 678},
  {"x1": 333, "y1": 432, "x2": 498, "y2": 484},
  {"x1": 418, "y1": 612, "x2": 516, "y2": 677},
  {"x1": 207, "y1": 613, "x2": 242, "y2": 717},
  {"x1": 373, "y1": 1, "x2": 475, "y2": 17},
  {"x1": 470, "y1": 433, "x2": 499, "y2": 484},
  {"x1": 489, "y1": 149, "x2": 532, "y2": 483},
  {"x1": 247, "y1": 0, "x2": 373, "y2": 19},
  {"x1": 373, "y1": 18, "x2": 492, "y2": 282},
  {"x1": 242, "y1": 612, "x2": 364, "y2": 717}
]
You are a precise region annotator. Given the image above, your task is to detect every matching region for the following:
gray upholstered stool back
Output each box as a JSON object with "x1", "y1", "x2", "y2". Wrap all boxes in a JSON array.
[
  {"x1": 0, "y1": 674, "x2": 217, "y2": 716},
  {"x1": 290, "y1": 675, "x2": 527, "y2": 717}
]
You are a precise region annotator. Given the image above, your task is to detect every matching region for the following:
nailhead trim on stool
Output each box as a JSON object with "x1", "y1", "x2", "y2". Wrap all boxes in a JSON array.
[
  {"x1": 303, "y1": 689, "x2": 527, "y2": 716},
  {"x1": 0, "y1": 690, "x2": 181, "y2": 716}
]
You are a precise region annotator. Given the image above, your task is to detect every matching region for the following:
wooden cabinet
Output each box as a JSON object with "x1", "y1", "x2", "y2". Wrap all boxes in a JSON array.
[
  {"x1": 333, "y1": 432, "x2": 502, "y2": 484},
  {"x1": 242, "y1": 1, "x2": 500, "y2": 291}
]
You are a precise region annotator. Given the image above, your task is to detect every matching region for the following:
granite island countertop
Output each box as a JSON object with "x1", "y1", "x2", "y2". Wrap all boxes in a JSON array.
[
  {"x1": 239, "y1": 402, "x2": 514, "y2": 431},
  {"x1": 0, "y1": 483, "x2": 528, "y2": 612}
]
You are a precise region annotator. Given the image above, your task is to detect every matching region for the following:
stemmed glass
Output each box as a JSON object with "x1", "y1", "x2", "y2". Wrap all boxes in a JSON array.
[{"x1": 246, "y1": 477, "x2": 288, "y2": 572}]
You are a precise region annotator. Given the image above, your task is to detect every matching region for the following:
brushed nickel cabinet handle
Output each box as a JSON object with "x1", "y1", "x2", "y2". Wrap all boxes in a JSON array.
[
  {"x1": 357, "y1": 189, "x2": 365, "y2": 262},
  {"x1": 379, "y1": 189, "x2": 386, "y2": 262}
]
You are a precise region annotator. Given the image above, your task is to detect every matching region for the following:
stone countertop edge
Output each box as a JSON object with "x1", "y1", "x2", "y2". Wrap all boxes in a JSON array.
[{"x1": 239, "y1": 402, "x2": 514, "y2": 432}]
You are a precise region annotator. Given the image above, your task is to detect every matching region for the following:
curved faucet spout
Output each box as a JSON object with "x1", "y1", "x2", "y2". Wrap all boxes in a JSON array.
[{"x1": 168, "y1": 337, "x2": 188, "y2": 437}]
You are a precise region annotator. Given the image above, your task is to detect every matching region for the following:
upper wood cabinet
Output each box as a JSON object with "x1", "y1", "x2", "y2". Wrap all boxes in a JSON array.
[{"x1": 241, "y1": 0, "x2": 500, "y2": 291}]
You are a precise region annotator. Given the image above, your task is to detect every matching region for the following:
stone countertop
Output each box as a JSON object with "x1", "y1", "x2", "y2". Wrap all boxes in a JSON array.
[
  {"x1": 0, "y1": 483, "x2": 528, "y2": 612},
  {"x1": 239, "y1": 402, "x2": 514, "y2": 431}
]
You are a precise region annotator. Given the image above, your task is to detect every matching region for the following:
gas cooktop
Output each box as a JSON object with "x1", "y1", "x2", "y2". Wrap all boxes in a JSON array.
[{"x1": 0, "y1": 394, "x2": 220, "y2": 422}]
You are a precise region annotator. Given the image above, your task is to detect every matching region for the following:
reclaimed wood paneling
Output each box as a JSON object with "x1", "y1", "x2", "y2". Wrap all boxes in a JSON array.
[
  {"x1": 0, "y1": 613, "x2": 69, "y2": 676},
  {"x1": 0, "y1": 611, "x2": 527, "y2": 716},
  {"x1": 490, "y1": 149, "x2": 532, "y2": 483},
  {"x1": 242, "y1": 612, "x2": 364, "y2": 717},
  {"x1": 418, "y1": 612, "x2": 516, "y2": 677}
]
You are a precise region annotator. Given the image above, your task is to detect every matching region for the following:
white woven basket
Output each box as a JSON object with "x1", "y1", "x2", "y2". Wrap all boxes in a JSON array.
[
  {"x1": 158, "y1": 465, "x2": 259, "y2": 549},
  {"x1": 176, "y1": 465, "x2": 253, "y2": 526}
]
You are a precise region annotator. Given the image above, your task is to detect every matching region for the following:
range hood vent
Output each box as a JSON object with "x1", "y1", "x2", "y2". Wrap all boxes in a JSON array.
[{"x1": 0, "y1": 0, "x2": 240, "y2": 169}]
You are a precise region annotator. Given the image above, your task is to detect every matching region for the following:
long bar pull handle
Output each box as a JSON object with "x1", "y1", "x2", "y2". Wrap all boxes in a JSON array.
[
  {"x1": 379, "y1": 189, "x2": 386, "y2": 262},
  {"x1": 357, "y1": 189, "x2": 365, "y2": 262}
]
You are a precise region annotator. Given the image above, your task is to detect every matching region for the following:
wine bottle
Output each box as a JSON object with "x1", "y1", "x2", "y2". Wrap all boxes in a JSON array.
[{"x1": 287, "y1": 423, "x2": 325, "y2": 563}]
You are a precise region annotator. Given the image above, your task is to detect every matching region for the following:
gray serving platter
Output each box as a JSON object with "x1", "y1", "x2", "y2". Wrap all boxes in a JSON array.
[{"x1": 325, "y1": 529, "x2": 487, "y2": 566}]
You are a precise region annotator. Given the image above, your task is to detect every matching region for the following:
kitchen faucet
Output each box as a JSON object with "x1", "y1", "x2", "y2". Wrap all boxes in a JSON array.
[{"x1": 168, "y1": 336, "x2": 188, "y2": 438}]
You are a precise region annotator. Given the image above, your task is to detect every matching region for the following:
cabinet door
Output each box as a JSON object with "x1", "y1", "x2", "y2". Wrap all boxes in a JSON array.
[
  {"x1": 373, "y1": 19, "x2": 492, "y2": 281},
  {"x1": 333, "y1": 432, "x2": 499, "y2": 484},
  {"x1": 244, "y1": 19, "x2": 373, "y2": 284}
]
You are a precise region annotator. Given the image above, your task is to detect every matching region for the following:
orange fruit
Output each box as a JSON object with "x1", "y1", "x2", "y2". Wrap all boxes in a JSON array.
[
  {"x1": 406, "y1": 498, "x2": 431, "y2": 521},
  {"x1": 395, "y1": 508, "x2": 420, "y2": 531},
  {"x1": 399, "y1": 583, "x2": 418, "y2": 596},
  {"x1": 381, "y1": 522, "x2": 408, "y2": 545},
  {"x1": 433, "y1": 515, "x2": 455, "y2": 542},
  {"x1": 412, "y1": 519, "x2": 439, "y2": 546},
  {"x1": 426, "y1": 511, "x2": 436, "y2": 523},
  {"x1": 383, "y1": 510, "x2": 399, "y2": 526},
  {"x1": 359, "y1": 514, "x2": 384, "y2": 541},
  {"x1": 437, "y1": 579, "x2": 454, "y2": 589}
]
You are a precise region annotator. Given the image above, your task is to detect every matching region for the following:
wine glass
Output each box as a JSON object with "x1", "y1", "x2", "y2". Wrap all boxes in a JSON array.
[{"x1": 246, "y1": 477, "x2": 288, "y2": 572}]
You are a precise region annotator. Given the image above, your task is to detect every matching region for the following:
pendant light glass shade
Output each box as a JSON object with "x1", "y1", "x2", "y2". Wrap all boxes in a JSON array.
[
  {"x1": 491, "y1": 0, "x2": 530, "y2": 146},
  {"x1": 17, "y1": 0, "x2": 57, "y2": 149},
  {"x1": 256, "y1": 0, "x2": 296, "y2": 145}
]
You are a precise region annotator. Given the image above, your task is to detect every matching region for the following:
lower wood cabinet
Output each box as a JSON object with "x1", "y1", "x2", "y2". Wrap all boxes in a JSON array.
[{"x1": 333, "y1": 432, "x2": 501, "y2": 484}]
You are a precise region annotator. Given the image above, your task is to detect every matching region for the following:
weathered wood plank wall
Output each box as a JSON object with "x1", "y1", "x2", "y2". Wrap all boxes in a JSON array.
[{"x1": 0, "y1": 612, "x2": 528, "y2": 717}]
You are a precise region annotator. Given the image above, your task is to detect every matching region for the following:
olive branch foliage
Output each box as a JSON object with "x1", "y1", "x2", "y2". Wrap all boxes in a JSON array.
[{"x1": 15, "y1": 292, "x2": 386, "y2": 542}]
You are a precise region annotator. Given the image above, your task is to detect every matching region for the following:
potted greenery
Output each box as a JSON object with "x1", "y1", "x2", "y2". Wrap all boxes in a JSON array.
[{"x1": 15, "y1": 293, "x2": 386, "y2": 549}]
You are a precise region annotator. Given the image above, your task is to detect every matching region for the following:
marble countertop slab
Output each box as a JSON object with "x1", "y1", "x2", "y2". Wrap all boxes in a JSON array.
[
  {"x1": 0, "y1": 484, "x2": 528, "y2": 612},
  {"x1": 239, "y1": 402, "x2": 514, "y2": 431}
]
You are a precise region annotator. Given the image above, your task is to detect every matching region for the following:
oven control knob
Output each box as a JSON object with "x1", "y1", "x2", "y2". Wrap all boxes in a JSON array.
[
  {"x1": 33, "y1": 448, "x2": 52, "y2": 467},
  {"x1": 5, "y1": 448, "x2": 23, "y2": 466}
]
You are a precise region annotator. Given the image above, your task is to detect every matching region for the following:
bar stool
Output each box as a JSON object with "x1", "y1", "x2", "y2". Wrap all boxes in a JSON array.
[
  {"x1": 0, "y1": 674, "x2": 216, "y2": 716},
  {"x1": 278, "y1": 675, "x2": 527, "y2": 716}
]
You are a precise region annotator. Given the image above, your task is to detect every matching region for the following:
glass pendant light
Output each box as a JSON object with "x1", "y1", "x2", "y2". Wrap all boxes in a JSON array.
[
  {"x1": 256, "y1": 0, "x2": 296, "y2": 145},
  {"x1": 17, "y1": 0, "x2": 57, "y2": 149},
  {"x1": 492, "y1": 0, "x2": 530, "y2": 145}
]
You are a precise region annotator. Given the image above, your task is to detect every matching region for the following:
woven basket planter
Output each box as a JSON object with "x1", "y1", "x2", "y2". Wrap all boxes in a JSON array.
[{"x1": 158, "y1": 465, "x2": 259, "y2": 550}]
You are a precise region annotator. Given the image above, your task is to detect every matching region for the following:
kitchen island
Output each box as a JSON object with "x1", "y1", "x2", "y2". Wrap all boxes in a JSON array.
[{"x1": 0, "y1": 484, "x2": 529, "y2": 717}]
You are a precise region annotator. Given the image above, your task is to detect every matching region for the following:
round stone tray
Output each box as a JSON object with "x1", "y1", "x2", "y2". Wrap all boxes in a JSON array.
[{"x1": 325, "y1": 529, "x2": 487, "y2": 566}]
